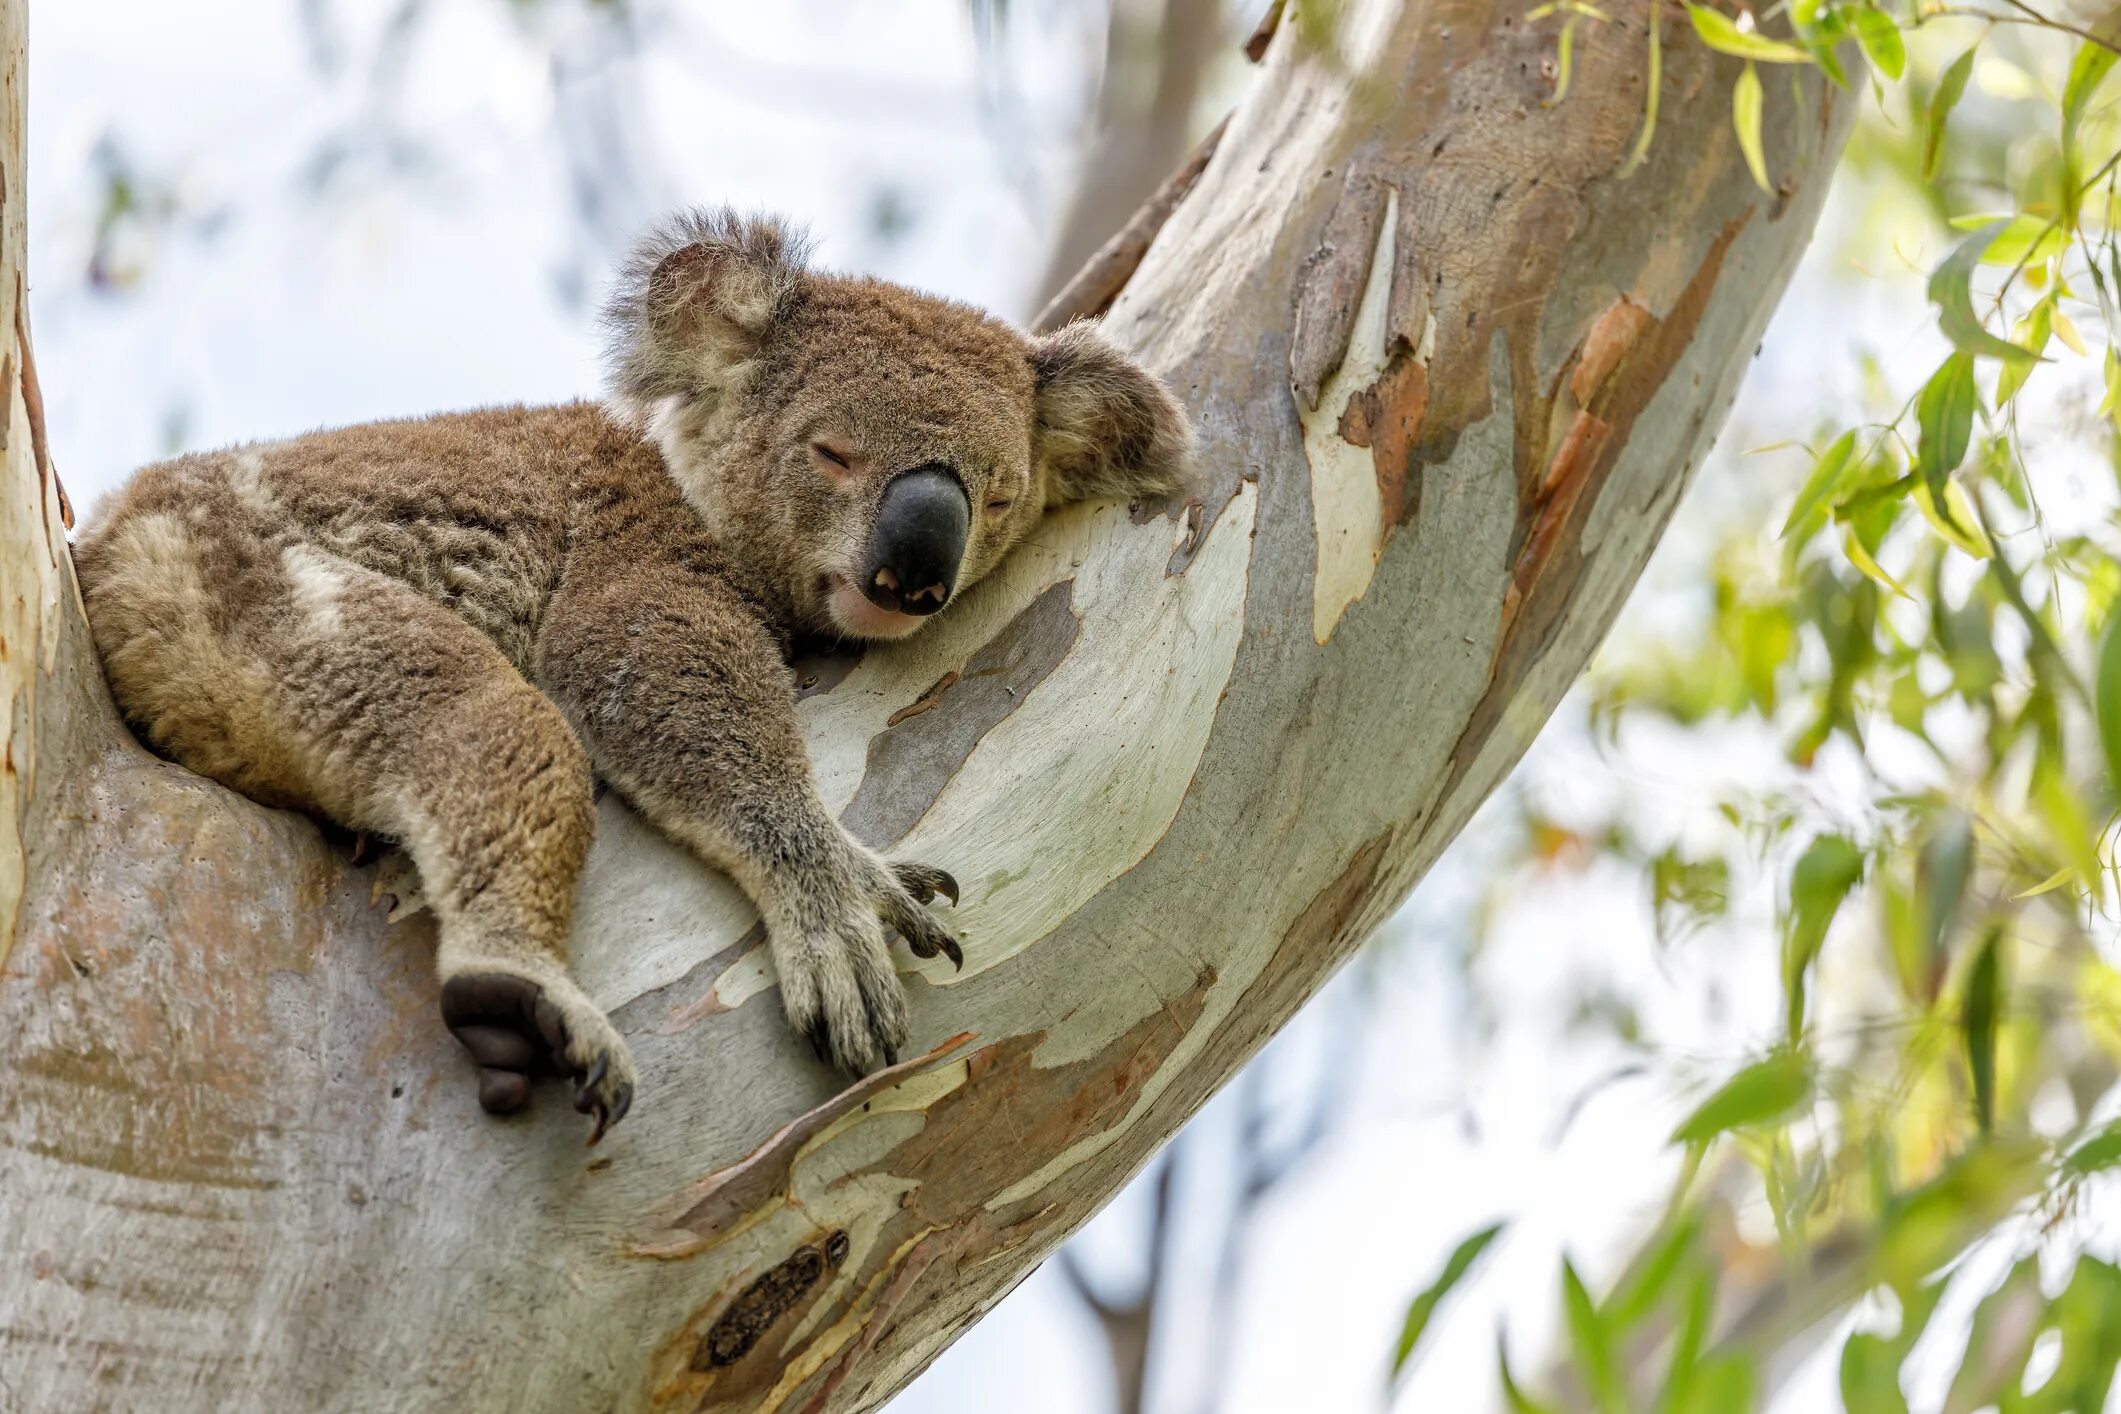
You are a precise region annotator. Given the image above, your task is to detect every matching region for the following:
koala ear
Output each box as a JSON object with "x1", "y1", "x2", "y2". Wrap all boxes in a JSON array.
[
  {"x1": 1031, "y1": 322, "x2": 1192, "y2": 508},
  {"x1": 601, "y1": 207, "x2": 810, "y2": 413}
]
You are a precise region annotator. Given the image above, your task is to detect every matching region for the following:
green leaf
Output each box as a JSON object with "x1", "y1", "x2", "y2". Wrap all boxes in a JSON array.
[
  {"x1": 2097, "y1": 601, "x2": 2121, "y2": 802},
  {"x1": 1945, "y1": 212, "x2": 2067, "y2": 268},
  {"x1": 1839, "y1": 1279, "x2": 1946, "y2": 1414},
  {"x1": 1875, "y1": 1139, "x2": 2045, "y2": 1292},
  {"x1": 1915, "y1": 355, "x2": 1976, "y2": 520},
  {"x1": 1664, "y1": 1266, "x2": 1716, "y2": 1409},
  {"x1": 1622, "y1": 0, "x2": 1663, "y2": 178},
  {"x1": 1911, "y1": 477, "x2": 1991, "y2": 559},
  {"x1": 1845, "y1": 528, "x2": 1910, "y2": 599},
  {"x1": 1604, "y1": 1211, "x2": 1701, "y2": 1333},
  {"x1": 1915, "y1": 809, "x2": 1973, "y2": 996},
  {"x1": 1390, "y1": 1222, "x2": 1506, "y2": 1380},
  {"x1": 2034, "y1": 754, "x2": 2101, "y2": 889},
  {"x1": 1924, "y1": 46, "x2": 1976, "y2": 181},
  {"x1": 1782, "y1": 429, "x2": 1860, "y2": 539},
  {"x1": 1673, "y1": 1355, "x2": 1756, "y2": 1414},
  {"x1": 2064, "y1": 1120, "x2": 2121, "y2": 1176},
  {"x1": 1851, "y1": 7, "x2": 1904, "y2": 81},
  {"x1": 1498, "y1": 1333, "x2": 1560, "y2": 1414},
  {"x1": 1929, "y1": 226, "x2": 2038, "y2": 361},
  {"x1": 1688, "y1": 4, "x2": 1813, "y2": 62},
  {"x1": 1784, "y1": 834, "x2": 1865, "y2": 1040},
  {"x1": 2064, "y1": 42, "x2": 2117, "y2": 137},
  {"x1": 1962, "y1": 926, "x2": 2003, "y2": 1134},
  {"x1": 1733, "y1": 62, "x2": 1769, "y2": 192},
  {"x1": 1672, "y1": 1051, "x2": 1812, "y2": 1145},
  {"x1": 1560, "y1": 1259, "x2": 1628, "y2": 1413},
  {"x1": 2064, "y1": 44, "x2": 2118, "y2": 216},
  {"x1": 1997, "y1": 298, "x2": 2053, "y2": 406},
  {"x1": 2033, "y1": 1258, "x2": 2121, "y2": 1406}
]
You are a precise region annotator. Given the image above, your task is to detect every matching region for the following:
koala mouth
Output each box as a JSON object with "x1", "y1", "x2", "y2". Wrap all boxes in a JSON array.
[{"x1": 824, "y1": 574, "x2": 928, "y2": 640}]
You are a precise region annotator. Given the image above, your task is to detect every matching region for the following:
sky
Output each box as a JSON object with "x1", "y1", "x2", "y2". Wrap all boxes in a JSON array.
[{"x1": 24, "y1": 3, "x2": 2029, "y2": 1410}]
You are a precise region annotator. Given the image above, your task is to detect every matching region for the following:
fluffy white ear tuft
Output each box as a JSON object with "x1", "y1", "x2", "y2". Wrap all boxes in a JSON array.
[
  {"x1": 1031, "y1": 322, "x2": 1192, "y2": 509},
  {"x1": 600, "y1": 207, "x2": 810, "y2": 415}
]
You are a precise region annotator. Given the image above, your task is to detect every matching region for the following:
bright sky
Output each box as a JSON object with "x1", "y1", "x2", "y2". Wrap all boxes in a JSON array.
[{"x1": 26, "y1": 3, "x2": 2004, "y2": 1411}]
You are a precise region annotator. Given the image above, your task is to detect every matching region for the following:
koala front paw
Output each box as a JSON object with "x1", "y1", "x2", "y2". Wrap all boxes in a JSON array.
[
  {"x1": 774, "y1": 855, "x2": 963, "y2": 1077},
  {"x1": 440, "y1": 970, "x2": 636, "y2": 1143}
]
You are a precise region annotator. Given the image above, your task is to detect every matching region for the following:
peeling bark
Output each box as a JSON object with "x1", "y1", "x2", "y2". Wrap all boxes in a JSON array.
[{"x1": 0, "y1": 1, "x2": 1854, "y2": 1410}]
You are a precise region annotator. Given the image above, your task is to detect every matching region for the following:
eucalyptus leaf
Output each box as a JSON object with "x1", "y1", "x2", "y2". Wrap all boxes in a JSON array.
[
  {"x1": 1671, "y1": 1051, "x2": 1812, "y2": 1145},
  {"x1": 1851, "y1": 7, "x2": 1904, "y2": 81},
  {"x1": 1962, "y1": 926, "x2": 2002, "y2": 1133},
  {"x1": 2095, "y1": 600, "x2": 2121, "y2": 800},
  {"x1": 1929, "y1": 227, "x2": 2037, "y2": 361},
  {"x1": 1687, "y1": 4, "x2": 1812, "y2": 62},
  {"x1": 1783, "y1": 834, "x2": 1864, "y2": 1040},
  {"x1": 1915, "y1": 355, "x2": 1976, "y2": 520},
  {"x1": 1733, "y1": 62, "x2": 1768, "y2": 192},
  {"x1": 1390, "y1": 1222, "x2": 1506, "y2": 1381},
  {"x1": 1924, "y1": 47, "x2": 1975, "y2": 181},
  {"x1": 1782, "y1": 429, "x2": 1859, "y2": 539},
  {"x1": 1560, "y1": 1259, "x2": 1627, "y2": 1413}
]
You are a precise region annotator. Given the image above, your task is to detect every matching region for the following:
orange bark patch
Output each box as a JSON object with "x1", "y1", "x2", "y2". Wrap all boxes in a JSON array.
[
  {"x1": 1569, "y1": 296, "x2": 1652, "y2": 406},
  {"x1": 1445, "y1": 211, "x2": 1754, "y2": 810},
  {"x1": 1336, "y1": 352, "x2": 1429, "y2": 529}
]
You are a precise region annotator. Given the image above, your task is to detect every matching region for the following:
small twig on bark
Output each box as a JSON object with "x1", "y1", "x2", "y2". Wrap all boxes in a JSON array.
[
  {"x1": 1243, "y1": 0, "x2": 1285, "y2": 62},
  {"x1": 1031, "y1": 114, "x2": 1229, "y2": 335},
  {"x1": 14, "y1": 275, "x2": 68, "y2": 530}
]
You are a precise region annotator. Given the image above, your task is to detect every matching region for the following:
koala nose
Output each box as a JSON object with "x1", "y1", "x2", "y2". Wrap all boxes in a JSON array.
[{"x1": 860, "y1": 464, "x2": 968, "y2": 617}]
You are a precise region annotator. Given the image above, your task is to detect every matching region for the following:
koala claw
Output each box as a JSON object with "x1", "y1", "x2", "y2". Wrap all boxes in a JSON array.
[
  {"x1": 441, "y1": 970, "x2": 636, "y2": 1144},
  {"x1": 882, "y1": 860, "x2": 965, "y2": 971},
  {"x1": 892, "y1": 861, "x2": 960, "y2": 907}
]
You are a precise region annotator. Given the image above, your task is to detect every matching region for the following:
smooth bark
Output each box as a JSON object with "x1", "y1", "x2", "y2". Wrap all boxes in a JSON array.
[{"x1": 0, "y1": 2, "x2": 1854, "y2": 1409}]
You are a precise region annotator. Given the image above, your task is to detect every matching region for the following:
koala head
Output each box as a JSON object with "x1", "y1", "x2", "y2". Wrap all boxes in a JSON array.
[{"x1": 602, "y1": 207, "x2": 1191, "y2": 641}]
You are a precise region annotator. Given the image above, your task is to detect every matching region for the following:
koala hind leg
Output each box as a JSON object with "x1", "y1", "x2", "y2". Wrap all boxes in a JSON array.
[{"x1": 77, "y1": 511, "x2": 634, "y2": 1139}]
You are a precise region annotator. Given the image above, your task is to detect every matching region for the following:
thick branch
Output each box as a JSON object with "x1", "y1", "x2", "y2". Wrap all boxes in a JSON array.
[{"x1": 0, "y1": 3, "x2": 1857, "y2": 1411}]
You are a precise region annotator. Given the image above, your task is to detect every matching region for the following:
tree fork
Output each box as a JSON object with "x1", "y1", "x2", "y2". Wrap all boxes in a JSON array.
[{"x1": 0, "y1": 2, "x2": 1853, "y2": 1409}]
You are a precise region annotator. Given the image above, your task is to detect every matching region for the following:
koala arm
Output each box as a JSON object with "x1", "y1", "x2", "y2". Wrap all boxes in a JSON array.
[{"x1": 535, "y1": 561, "x2": 959, "y2": 1074}]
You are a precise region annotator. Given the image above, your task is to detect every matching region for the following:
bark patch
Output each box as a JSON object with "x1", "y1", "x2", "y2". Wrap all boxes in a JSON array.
[
  {"x1": 1337, "y1": 352, "x2": 1429, "y2": 530},
  {"x1": 636, "y1": 1031, "x2": 976, "y2": 1258},
  {"x1": 840, "y1": 580, "x2": 1080, "y2": 848},
  {"x1": 693, "y1": 1229, "x2": 851, "y2": 1370}
]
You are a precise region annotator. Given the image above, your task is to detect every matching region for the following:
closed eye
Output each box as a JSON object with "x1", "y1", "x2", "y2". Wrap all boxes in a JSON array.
[
  {"x1": 984, "y1": 499, "x2": 1014, "y2": 514},
  {"x1": 811, "y1": 441, "x2": 854, "y2": 471}
]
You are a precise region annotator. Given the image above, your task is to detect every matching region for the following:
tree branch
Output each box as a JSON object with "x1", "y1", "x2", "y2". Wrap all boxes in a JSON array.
[{"x1": 1032, "y1": 112, "x2": 1228, "y2": 335}]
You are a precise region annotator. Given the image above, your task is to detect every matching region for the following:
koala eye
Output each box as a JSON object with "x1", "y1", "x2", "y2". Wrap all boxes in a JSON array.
[
  {"x1": 984, "y1": 498, "x2": 1015, "y2": 515},
  {"x1": 811, "y1": 441, "x2": 856, "y2": 473}
]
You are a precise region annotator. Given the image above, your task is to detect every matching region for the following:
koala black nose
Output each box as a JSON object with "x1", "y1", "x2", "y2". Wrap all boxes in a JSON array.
[{"x1": 860, "y1": 464, "x2": 968, "y2": 617}]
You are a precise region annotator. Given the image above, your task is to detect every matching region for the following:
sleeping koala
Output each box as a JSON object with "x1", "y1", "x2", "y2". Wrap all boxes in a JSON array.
[{"x1": 74, "y1": 208, "x2": 1189, "y2": 1141}]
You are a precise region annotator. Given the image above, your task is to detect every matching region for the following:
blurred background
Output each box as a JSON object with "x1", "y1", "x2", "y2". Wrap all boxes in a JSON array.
[{"x1": 30, "y1": 2, "x2": 2121, "y2": 1411}]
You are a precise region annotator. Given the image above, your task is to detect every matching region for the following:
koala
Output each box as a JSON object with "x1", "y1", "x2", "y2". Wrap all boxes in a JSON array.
[{"x1": 73, "y1": 208, "x2": 1190, "y2": 1141}]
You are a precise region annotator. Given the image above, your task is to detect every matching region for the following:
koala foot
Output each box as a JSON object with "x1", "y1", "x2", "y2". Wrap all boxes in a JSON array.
[
  {"x1": 440, "y1": 971, "x2": 636, "y2": 1144},
  {"x1": 775, "y1": 855, "x2": 963, "y2": 1078}
]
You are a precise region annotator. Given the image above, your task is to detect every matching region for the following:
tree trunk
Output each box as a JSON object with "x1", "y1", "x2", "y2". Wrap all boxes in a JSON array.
[{"x1": 0, "y1": 2, "x2": 1853, "y2": 1410}]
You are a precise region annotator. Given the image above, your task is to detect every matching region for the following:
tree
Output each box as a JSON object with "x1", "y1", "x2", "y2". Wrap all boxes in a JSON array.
[{"x1": 0, "y1": 1, "x2": 1853, "y2": 1408}]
